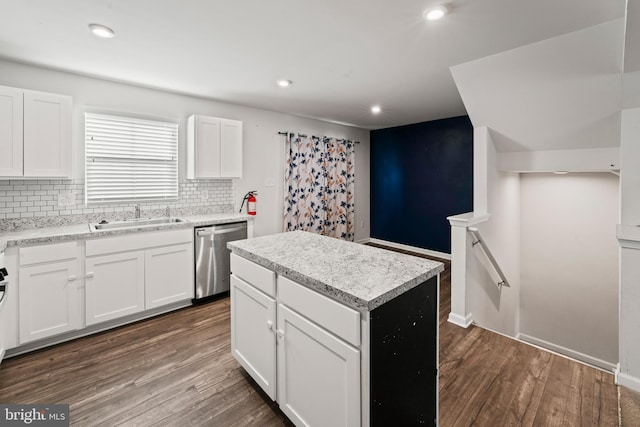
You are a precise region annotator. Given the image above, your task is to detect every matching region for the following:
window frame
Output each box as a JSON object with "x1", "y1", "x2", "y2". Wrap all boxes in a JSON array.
[{"x1": 84, "y1": 112, "x2": 179, "y2": 205}]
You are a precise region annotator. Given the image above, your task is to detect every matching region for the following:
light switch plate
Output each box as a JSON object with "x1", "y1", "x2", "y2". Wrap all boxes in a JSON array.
[{"x1": 264, "y1": 178, "x2": 275, "y2": 187}]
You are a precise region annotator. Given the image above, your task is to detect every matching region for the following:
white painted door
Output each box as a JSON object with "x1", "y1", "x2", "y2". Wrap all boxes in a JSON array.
[
  {"x1": 231, "y1": 275, "x2": 277, "y2": 400},
  {"x1": 145, "y1": 243, "x2": 194, "y2": 309},
  {"x1": 0, "y1": 86, "x2": 23, "y2": 176},
  {"x1": 85, "y1": 251, "x2": 145, "y2": 326},
  {"x1": 18, "y1": 260, "x2": 80, "y2": 343},
  {"x1": 220, "y1": 119, "x2": 243, "y2": 178},
  {"x1": 277, "y1": 304, "x2": 360, "y2": 427},
  {"x1": 23, "y1": 90, "x2": 72, "y2": 177},
  {"x1": 195, "y1": 115, "x2": 221, "y2": 178}
]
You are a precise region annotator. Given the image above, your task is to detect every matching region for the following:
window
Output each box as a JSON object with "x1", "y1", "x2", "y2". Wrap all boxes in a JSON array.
[{"x1": 85, "y1": 113, "x2": 178, "y2": 205}]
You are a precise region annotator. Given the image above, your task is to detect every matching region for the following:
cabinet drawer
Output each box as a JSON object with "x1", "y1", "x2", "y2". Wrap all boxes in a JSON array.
[
  {"x1": 230, "y1": 254, "x2": 275, "y2": 297},
  {"x1": 86, "y1": 228, "x2": 192, "y2": 256},
  {"x1": 278, "y1": 276, "x2": 360, "y2": 347},
  {"x1": 19, "y1": 241, "x2": 77, "y2": 265}
]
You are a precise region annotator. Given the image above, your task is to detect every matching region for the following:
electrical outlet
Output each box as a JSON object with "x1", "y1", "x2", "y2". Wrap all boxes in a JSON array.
[{"x1": 57, "y1": 191, "x2": 75, "y2": 207}]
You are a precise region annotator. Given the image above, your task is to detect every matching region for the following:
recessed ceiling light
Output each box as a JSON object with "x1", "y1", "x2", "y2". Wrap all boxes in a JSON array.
[
  {"x1": 89, "y1": 23, "x2": 115, "y2": 38},
  {"x1": 424, "y1": 5, "x2": 447, "y2": 21},
  {"x1": 371, "y1": 105, "x2": 382, "y2": 114},
  {"x1": 277, "y1": 79, "x2": 293, "y2": 87}
]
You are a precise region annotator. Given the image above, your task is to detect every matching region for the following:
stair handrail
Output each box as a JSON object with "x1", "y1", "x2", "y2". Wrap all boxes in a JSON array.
[{"x1": 467, "y1": 227, "x2": 510, "y2": 290}]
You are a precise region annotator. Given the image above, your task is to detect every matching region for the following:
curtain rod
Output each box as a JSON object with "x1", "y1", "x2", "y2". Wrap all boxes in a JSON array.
[{"x1": 278, "y1": 131, "x2": 359, "y2": 144}]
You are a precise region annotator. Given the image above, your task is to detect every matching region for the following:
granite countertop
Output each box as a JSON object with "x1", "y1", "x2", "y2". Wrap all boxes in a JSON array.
[
  {"x1": 0, "y1": 213, "x2": 252, "y2": 252},
  {"x1": 228, "y1": 230, "x2": 444, "y2": 312}
]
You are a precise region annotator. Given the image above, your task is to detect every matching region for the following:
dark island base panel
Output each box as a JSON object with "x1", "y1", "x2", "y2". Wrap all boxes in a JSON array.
[{"x1": 370, "y1": 276, "x2": 438, "y2": 426}]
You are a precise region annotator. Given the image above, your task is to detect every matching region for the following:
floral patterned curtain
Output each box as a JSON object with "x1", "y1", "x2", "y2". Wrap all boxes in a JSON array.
[{"x1": 284, "y1": 133, "x2": 355, "y2": 241}]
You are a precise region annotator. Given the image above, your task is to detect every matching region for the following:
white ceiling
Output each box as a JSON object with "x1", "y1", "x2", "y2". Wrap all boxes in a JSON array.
[
  {"x1": 451, "y1": 19, "x2": 625, "y2": 152},
  {"x1": 0, "y1": 0, "x2": 627, "y2": 129}
]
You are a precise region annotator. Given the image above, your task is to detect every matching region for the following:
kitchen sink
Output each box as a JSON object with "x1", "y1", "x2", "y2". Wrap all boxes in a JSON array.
[{"x1": 89, "y1": 217, "x2": 189, "y2": 232}]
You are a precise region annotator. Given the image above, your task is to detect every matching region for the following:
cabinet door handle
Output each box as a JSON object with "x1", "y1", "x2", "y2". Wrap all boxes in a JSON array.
[
  {"x1": 86, "y1": 272, "x2": 94, "y2": 279},
  {"x1": 266, "y1": 320, "x2": 274, "y2": 331},
  {"x1": 67, "y1": 275, "x2": 78, "y2": 282},
  {"x1": 276, "y1": 329, "x2": 284, "y2": 339}
]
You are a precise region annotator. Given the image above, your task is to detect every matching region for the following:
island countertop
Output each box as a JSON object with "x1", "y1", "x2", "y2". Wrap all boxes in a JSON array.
[{"x1": 227, "y1": 230, "x2": 444, "y2": 312}]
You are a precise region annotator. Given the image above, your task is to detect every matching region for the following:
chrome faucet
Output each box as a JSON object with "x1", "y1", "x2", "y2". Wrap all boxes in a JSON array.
[{"x1": 134, "y1": 204, "x2": 141, "y2": 219}]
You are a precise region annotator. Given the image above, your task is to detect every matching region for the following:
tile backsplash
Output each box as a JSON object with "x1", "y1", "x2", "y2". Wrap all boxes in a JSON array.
[{"x1": 0, "y1": 178, "x2": 235, "y2": 231}]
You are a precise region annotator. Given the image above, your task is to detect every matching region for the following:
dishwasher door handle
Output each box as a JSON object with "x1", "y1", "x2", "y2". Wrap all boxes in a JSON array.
[
  {"x1": 196, "y1": 225, "x2": 246, "y2": 237},
  {"x1": 196, "y1": 229, "x2": 214, "y2": 237}
]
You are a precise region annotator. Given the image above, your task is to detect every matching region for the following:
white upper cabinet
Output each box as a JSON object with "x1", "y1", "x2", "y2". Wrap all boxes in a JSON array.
[
  {"x1": 187, "y1": 114, "x2": 242, "y2": 179},
  {"x1": 0, "y1": 86, "x2": 23, "y2": 176},
  {"x1": 0, "y1": 85, "x2": 72, "y2": 178},
  {"x1": 220, "y1": 119, "x2": 243, "y2": 178},
  {"x1": 23, "y1": 90, "x2": 72, "y2": 177}
]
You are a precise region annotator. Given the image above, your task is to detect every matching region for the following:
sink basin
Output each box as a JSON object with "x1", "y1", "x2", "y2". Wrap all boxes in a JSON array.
[{"x1": 90, "y1": 217, "x2": 189, "y2": 232}]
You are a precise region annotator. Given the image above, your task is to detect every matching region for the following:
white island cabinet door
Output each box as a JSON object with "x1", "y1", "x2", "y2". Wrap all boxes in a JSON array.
[
  {"x1": 145, "y1": 243, "x2": 194, "y2": 309},
  {"x1": 19, "y1": 260, "x2": 80, "y2": 343},
  {"x1": 230, "y1": 275, "x2": 277, "y2": 400},
  {"x1": 85, "y1": 251, "x2": 145, "y2": 326},
  {"x1": 277, "y1": 304, "x2": 361, "y2": 427}
]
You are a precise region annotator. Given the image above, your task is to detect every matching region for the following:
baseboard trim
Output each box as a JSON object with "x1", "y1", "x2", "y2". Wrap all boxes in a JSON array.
[
  {"x1": 518, "y1": 333, "x2": 617, "y2": 372},
  {"x1": 616, "y1": 365, "x2": 640, "y2": 392},
  {"x1": 367, "y1": 238, "x2": 451, "y2": 260},
  {"x1": 447, "y1": 312, "x2": 473, "y2": 328}
]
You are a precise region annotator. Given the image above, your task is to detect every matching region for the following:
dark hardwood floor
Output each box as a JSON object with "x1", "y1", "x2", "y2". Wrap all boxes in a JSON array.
[{"x1": 0, "y1": 247, "x2": 619, "y2": 426}]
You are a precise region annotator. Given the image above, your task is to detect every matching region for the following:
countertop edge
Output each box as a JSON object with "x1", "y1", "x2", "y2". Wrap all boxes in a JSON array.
[
  {"x1": 229, "y1": 244, "x2": 444, "y2": 312},
  {"x1": 1, "y1": 214, "x2": 253, "y2": 253}
]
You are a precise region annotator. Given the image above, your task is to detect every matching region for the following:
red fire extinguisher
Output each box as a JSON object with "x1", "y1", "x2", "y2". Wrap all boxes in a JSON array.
[{"x1": 240, "y1": 191, "x2": 258, "y2": 215}]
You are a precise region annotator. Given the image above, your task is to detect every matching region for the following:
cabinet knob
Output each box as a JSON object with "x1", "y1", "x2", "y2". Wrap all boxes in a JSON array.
[
  {"x1": 86, "y1": 272, "x2": 95, "y2": 279},
  {"x1": 266, "y1": 320, "x2": 273, "y2": 331},
  {"x1": 67, "y1": 275, "x2": 78, "y2": 282},
  {"x1": 276, "y1": 329, "x2": 284, "y2": 339}
]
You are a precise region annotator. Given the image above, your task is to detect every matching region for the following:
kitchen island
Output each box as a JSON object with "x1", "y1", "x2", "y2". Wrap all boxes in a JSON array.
[{"x1": 228, "y1": 230, "x2": 444, "y2": 427}]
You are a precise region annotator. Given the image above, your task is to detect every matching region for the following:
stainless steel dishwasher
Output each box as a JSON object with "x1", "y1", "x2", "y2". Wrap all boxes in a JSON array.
[{"x1": 194, "y1": 222, "x2": 247, "y2": 300}]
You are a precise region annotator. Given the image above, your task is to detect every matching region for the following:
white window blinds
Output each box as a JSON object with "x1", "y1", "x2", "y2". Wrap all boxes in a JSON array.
[{"x1": 85, "y1": 113, "x2": 178, "y2": 205}]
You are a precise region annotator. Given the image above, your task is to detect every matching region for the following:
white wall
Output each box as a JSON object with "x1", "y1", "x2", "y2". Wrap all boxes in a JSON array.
[
  {"x1": 620, "y1": 108, "x2": 640, "y2": 224},
  {"x1": 519, "y1": 173, "x2": 619, "y2": 368},
  {"x1": 0, "y1": 59, "x2": 370, "y2": 239},
  {"x1": 467, "y1": 129, "x2": 521, "y2": 336},
  {"x1": 618, "y1": 107, "x2": 640, "y2": 390}
]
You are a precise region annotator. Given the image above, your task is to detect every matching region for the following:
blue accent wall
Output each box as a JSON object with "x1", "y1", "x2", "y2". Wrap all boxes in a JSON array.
[{"x1": 370, "y1": 116, "x2": 473, "y2": 254}]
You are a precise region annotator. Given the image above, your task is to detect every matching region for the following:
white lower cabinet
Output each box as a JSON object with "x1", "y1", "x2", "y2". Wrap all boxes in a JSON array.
[
  {"x1": 18, "y1": 242, "x2": 80, "y2": 344},
  {"x1": 4, "y1": 228, "x2": 195, "y2": 353},
  {"x1": 19, "y1": 260, "x2": 80, "y2": 343},
  {"x1": 85, "y1": 251, "x2": 145, "y2": 326},
  {"x1": 86, "y1": 229, "x2": 194, "y2": 326},
  {"x1": 230, "y1": 254, "x2": 361, "y2": 427},
  {"x1": 277, "y1": 304, "x2": 361, "y2": 427},
  {"x1": 230, "y1": 275, "x2": 277, "y2": 399},
  {"x1": 145, "y1": 243, "x2": 194, "y2": 309}
]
